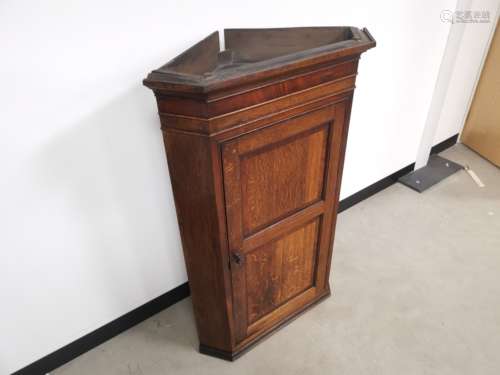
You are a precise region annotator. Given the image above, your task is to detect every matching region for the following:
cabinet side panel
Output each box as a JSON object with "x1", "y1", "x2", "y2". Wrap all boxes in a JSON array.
[
  {"x1": 323, "y1": 97, "x2": 353, "y2": 287},
  {"x1": 163, "y1": 130, "x2": 232, "y2": 350}
]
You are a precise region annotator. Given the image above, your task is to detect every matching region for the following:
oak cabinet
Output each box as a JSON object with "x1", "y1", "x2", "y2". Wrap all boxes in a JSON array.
[{"x1": 144, "y1": 27, "x2": 375, "y2": 360}]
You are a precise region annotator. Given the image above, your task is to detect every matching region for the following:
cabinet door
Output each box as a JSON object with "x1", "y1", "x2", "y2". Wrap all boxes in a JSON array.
[{"x1": 222, "y1": 102, "x2": 349, "y2": 343}]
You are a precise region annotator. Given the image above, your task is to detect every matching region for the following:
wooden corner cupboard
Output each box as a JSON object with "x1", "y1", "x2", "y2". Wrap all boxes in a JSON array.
[{"x1": 143, "y1": 26, "x2": 375, "y2": 360}]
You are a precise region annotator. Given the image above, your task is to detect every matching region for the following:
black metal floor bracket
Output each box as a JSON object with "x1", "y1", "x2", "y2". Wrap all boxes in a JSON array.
[{"x1": 398, "y1": 154, "x2": 463, "y2": 193}]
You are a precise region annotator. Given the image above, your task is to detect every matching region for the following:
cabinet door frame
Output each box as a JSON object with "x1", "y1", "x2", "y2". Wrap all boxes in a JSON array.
[{"x1": 221, "y1": 101, "x2": 348, "y2": 343}]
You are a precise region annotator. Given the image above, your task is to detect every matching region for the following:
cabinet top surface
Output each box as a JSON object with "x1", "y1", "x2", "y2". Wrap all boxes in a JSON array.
[{"x1": 143, "y1": 27, "x2": 375, "y2": 94}]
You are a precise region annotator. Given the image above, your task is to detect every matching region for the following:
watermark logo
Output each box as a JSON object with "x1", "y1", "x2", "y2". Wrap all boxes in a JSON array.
[{"x1": 440, "y1": 9, "x2": 490, "y2": 23}]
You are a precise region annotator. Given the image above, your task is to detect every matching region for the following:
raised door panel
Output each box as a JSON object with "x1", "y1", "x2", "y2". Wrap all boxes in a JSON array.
[
  {"x1": 246, "y1": 219, "x2": 320, "y2": 324},
  {"x1": 240, "y1": 126, "x2": 327, "y2": 235},
  {"x1": 222, "y1": 102, "x2": 348, "y2": 343}
]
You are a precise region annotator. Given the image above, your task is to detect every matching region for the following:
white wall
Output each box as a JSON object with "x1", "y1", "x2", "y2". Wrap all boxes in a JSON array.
[{"x1": 0, "y1": 1, "x2": 456, "y2": 373}]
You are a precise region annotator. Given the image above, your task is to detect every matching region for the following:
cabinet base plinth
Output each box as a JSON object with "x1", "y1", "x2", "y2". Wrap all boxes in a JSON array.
[
  {"x1": 199, "y1": 344, "x2": 239, "y2": 361},
  {"x1": 199, "y1": 288, "x2": 331, "y2": 361}
]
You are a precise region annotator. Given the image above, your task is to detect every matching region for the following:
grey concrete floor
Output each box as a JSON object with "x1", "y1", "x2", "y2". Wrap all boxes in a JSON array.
[{"x1": 54, "y1": 144, "x2": 500, "y2": 375}]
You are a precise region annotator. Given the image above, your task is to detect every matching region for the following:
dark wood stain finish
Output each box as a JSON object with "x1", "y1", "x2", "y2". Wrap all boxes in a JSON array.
[{"x1": 144, "y1": 26, "x2": 375, "y2": 360}]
